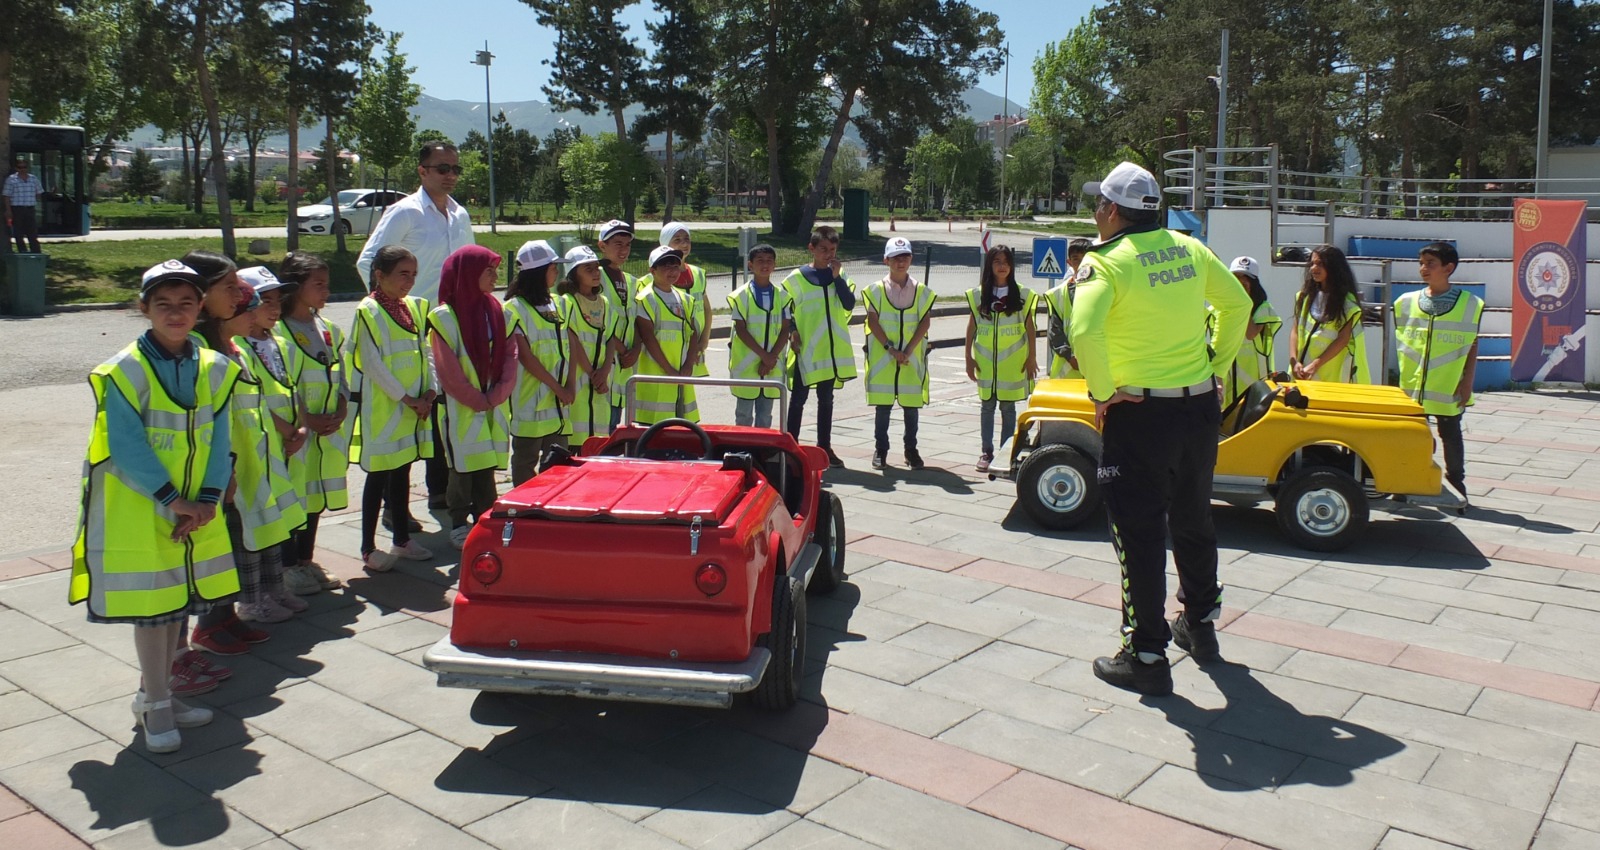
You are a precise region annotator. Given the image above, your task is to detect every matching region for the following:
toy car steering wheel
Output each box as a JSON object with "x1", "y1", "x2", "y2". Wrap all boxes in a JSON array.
[{"x1": 634, "y1": 417, "x2": 715, "y2": 460}]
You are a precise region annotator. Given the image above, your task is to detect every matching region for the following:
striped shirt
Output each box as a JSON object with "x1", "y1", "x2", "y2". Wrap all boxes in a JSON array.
[{"x1": 3, "y1": 173, "x2": 42, "y2": 206}]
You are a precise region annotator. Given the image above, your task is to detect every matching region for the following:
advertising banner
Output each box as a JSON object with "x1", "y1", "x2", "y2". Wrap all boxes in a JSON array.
[{"x1": 1512, "y1": 199, "x2": 1588, "y2": 383}]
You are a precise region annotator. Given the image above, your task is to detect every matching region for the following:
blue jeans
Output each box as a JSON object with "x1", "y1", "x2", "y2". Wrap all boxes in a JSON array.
[
  {"x1": 736, "y1": 396, "x2": 775, "y2": 429},
  {"x1": 980, "y1": 398, "x2": 1016, "y2": 456}
]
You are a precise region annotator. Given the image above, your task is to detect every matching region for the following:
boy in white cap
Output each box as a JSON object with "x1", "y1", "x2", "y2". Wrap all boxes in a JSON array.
[
  {"x1": 597, "y1": 220, "x2": 643, "y2": 429},
  {"x1": 659, "y1": 222, "x2": 711, "y2": 376},
  {"x1": 635, "y1": 245, "x2": 705, "y2": 423},
  {"x1": 726, "y1": 243, "x2": 792, "y2": 428},
  {"x1": 863, "y1": 236, "x2": 934, "y2": 469}
]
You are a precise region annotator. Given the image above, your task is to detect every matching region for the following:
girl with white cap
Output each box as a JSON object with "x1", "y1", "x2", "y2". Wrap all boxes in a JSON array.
[
  {"x1": 505, "y1": 240, "x2": 575, "y2": 482},
  {"x1": 657, "y1": 222, "x2": 711, "y2": 376},
  {"x1": 1214, "y1": 256, "x2": 1281, "y2": 406},
  {"x1": 558, "y1": 245, "x2": 622, "y2": 447}
]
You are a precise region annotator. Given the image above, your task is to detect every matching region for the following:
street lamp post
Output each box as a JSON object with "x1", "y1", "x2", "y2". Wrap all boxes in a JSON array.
[
  {"x1": 472, "y1": 43, "x2": 497, "y2": 234},
  {"x1": 998, "y1": 42, "x2": 1010, "y2": 220},
  {"x1": 1535, "y1": 0, "x2": 1553, "y2": 193}
]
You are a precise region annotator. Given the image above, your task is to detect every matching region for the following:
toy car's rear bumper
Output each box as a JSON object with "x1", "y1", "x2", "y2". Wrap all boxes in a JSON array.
[{"x1": 421, "y1": 638, "x2": 771, "y2": 709}]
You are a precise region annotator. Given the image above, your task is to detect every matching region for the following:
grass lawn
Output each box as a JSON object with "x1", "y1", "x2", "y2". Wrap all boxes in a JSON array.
[{"x1": 42, "y1": 227, "x2": 884, "y2": 305}]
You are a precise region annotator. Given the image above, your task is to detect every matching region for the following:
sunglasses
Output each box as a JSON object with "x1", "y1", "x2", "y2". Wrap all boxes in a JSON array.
[{"x1": 425, "y1": 163, "x2": 464, "y2": 175}]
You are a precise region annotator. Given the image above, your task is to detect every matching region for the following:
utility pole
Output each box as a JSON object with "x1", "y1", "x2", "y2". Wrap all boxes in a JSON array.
[
  {"x1": 473, "y1": 43, "x2": 497, "y2": 233},
  {"x1": 999, "y1": 42, "x2": 1010, "y2": 220},
  {"x1": 1213, "y1": 29, "x2": 1229, "y2": 207},
  {"x1": 1535, "y1": 0, "x2": 1553, "y2": 193}
]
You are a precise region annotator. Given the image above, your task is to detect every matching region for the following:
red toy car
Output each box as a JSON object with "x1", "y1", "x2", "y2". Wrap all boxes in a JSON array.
[{"x1": 423, "y1": 378, "x2": 846, "y2": 710}]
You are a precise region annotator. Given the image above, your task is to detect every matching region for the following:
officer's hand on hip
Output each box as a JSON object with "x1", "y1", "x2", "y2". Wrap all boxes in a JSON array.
[{"x1": 1093, "y1": 390, "x2": 1145, "y2": 430}]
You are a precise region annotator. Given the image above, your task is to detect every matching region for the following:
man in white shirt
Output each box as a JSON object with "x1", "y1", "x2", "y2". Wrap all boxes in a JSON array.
[
  {"x1": 3, "y1": 159, "x2": 44, "y2": 253},
  {"x1": 356, "y1": 141, "x2": 475, "y2": 303}
]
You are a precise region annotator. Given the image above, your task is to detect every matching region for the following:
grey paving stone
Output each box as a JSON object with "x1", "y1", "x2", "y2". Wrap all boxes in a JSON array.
[
  {"x1": 811, "y1": 627, "x2": 950, "y2": 685},
  {"x1": 979, "y1": 586, "x2": 1121, "y2": 629},
  {"x1": 938, "y1": 710, "x2": 1162, "y2": 798},
  {"x1": 330, "y1": 730, "x2": 543, "y2": 827},
  {"x1": 1533, "y1": 602, "x2": 1600, "y2": 636},
  {"x1": 166, "y1": 734, "x2": 383, "y2": 834},
  {"x1": 747, "y1": 819, "x2": 882, "y2": 850},
  {"x1": 933, "y1": 533, "x2": 1068, "y2": 569},
  {"x1": 1422, "y1": 749, "x2": 1560, "y2": 815},
  {"x1": 1076, "y1": 702, "x2": 1305, "y2": 790},
  {"x1": 91, "y1": 802, "x2": 275, "y2": 850},
  {"x1": 350, "y1": 616, "x2": 449, "y2": 654},
  {"x1": 69, "y1": 692, "x2": 253, "y2": 768},
  {"x1": 0, "y1": 689, "x2": 55, "y2": 732},
  {"x1": 1465, "y1": 574, "x2": 1600, "y2": 610},
  {"x1": 1376, "y1": 831, "x2": 1470, "y2": 850},
  {"x1": 1548, "y1": 744, "x2": 1600, "y2": 832},
  {"x1": 283, "y1": 794, "x2": 494, "y2": 850},
  {"x1": 1370, "y1": 576, "x2": 1543, "y2": 619},
  {"x1": 1467, "y1": 689, "x2": 1600, "y2": 749},
  {"x1": 948, "y1": 641, "x2": 1061, "y2": 682},
  {"x1": 997, "y1": 616, "x2": 1121, "y2": 664},
  {"x1": 0, "y1": 740, "x2": 207, "y2": 842},
  {"x1": 0, "y1": 644, "x2": 135, "y2": 711},
  {"x1": 0, "y1": 572, "x2": 77, "y2": 625},
  {"x1": 840, "y1": 496, "x2": 937, "y2": 524},
  {"x1": 808, "y1": 596, "x2": 922, "y2": 643},
  {"x1": 1328, "y1": 610, "x2": 1515, "y2": 662},
  {"x1": 1125, "y1": 763, "x2": 1388, "y2": 850},
  {"x1": 1343, "y1": 695, "x2": 1573, "y2": 772},
  {"x1": 847, "y1": 512, "x2": 962, "y2": 546},
  {"x1": 295, "y1": 629, "x2": 442, "y2": 703},
  {"x1": 1211, "y1": 555, "x2": 1311, "y2": 593},
  {"x1": 638, "y1": 785, "x2": 799, "y2": 850},
  {"x1": 0, "y1": 608, "x2": 76, "y2": 663},
  {"x1": 1278, "y1": 758, "x2": 1541, "y2": 850},
  {"x1": 850, "y1": 561, "x2": 998, "y2": 602},
  {"x1": 807, "y1": 777, "x2": 1063, "y2": 850},
  {"x1": 1296, "y1": 563, "x2": 1385, "y2": 591},
  {"x1": 885, "y1": 623, "x2": 993, "y2": 660},
  {"x1": 870, "y1": 589, "x2": 1035, "y2": 639},
  {"x1": 1531, "y1": 820, "x2": 1600, "y2": 850},
  {"x1": 361, "y1": 680, "x2": 561, "y2": 752},
  {"x1": 1235, "y1": 593, "x2": 1348, "y2": 627},
  {"x1": 1209, "y1": 691, "x2": 1440, "y2": 782},
  {"x1": 50, "y1": 616, "x2": 139, "y2": 667},
  {"x1": 488, "y1": 726, "x2": 711, "y2": 822},
  {"x1": 1278, "y1": 576, "x2": 1445, "y2": 623},
  {"x1": 1273, "y1": 651, "x2": 1483, "y2": 714},
  {"x1": 465, "y1": 795, "x2": 690, "y2": 849},
  {"x1": 803, "y1": 667, "x2": 977, "y2": 737},
  {"x1": 0, "y1": 713, "x2": 105, "y2": 771},
  {"x1": 231, "y1": 680, "x2": 412, "y2": 761},
  {"x1": 914, "y1": 661, "x2": 1109, "y2": 732},
  {"x1": 648, "y1": 723, "x2": 864, "y2": 816}
]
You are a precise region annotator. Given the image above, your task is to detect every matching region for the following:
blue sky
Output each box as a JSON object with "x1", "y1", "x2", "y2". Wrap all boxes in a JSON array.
[{"x1": 368, "y1": 0, "x2": 1100, "y2": 109}]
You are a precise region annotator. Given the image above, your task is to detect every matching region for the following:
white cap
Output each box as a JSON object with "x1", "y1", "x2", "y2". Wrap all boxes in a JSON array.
[
  {"x1": 1083, "y1": 161, "x2": 1162, "y2": 211},
  {"x1": 563, "y1": 245, "x2": 600, "y2": 266},
  {"x1": 516, "y1": 240, "x2": 559, "y2": 271},
  {"x1": 1228, "y1": 256, "x2": 1261, "y2": 279},
  {"x1": 599, "y1": 219, "x2": 633, "y2": 242},
  {"x1": 238, "y1": 266, "x2": 291, "y2": 294},
  {"x1": 139, "y1": 260, "x2": 205, "y2": 300},
  {"x1": 659, "y1": 221, "x2": 690, "y2": 247},
  {"x1": 884, "y1": 236, "x2": 913, "y2": 259},
  {"x1": 649, "y1": 245, "x2": 685, "y2": 267}
]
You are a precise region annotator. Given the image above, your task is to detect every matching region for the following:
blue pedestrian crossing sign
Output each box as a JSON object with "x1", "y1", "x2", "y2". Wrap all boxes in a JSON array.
[{"x1": 1032, "y1": 237, "x2": 1069, "y2": 279}]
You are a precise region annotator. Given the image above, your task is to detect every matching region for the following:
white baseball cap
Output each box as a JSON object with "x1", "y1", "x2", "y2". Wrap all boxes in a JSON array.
[
  {"x1": 884, "y1": 236, "x2": 914, "y2": 259},
  {"x1": 516, "y1": 240, "x2": 559, "y2": 271},
  {"x1": 1228, "y1": 256, "x2": 1261, "y2": 279},
  {"x1": 649, "y1": 246, "x2": 685, "y2": 267},
  {"x1": 563, "y1": 245, "x2": 600, "y2": 267},
  {"x1": 139, "y1": 260, "x2": 205, "y2": 300},
  {"x1": 238, "y1": 266, "x2": 291, "y2": 294},
  {"x1": 1083, "y1": 161, "x2": 1162, "y2": 211},
  {"x1": 599, "y1": 220, "x2": 633, "y2": 242},
  {"x1": 660, "y1": 221, "x2": 691, "y2": 247}
]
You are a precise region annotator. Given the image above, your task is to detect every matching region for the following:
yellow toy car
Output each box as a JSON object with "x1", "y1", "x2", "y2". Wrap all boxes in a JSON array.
[{"x1": 998, "y1": 378, "x2": 1459, "y2": 551}]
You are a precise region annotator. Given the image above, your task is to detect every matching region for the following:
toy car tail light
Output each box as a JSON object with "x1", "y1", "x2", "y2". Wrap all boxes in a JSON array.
[
  {"x1": 470, "y1": 552, "x2": 503, "y2": 586},
  {"x1": 694, "y1": 563, "x2": 727, "y2": 597}
]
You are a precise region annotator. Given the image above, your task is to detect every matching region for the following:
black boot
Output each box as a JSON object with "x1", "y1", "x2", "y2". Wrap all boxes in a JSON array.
[
  {"x1": 1172, "y1": 614, "x2": 1220, "y2": 662},
  {"x1": 1092, "y1": 649, "x2": 1173, "y2": 695}
]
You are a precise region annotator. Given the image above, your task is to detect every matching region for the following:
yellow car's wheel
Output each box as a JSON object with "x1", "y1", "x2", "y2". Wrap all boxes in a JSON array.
[
  {"x1": 1016, "y1": 444, "x2": 1100, "y2": 530},
  {"x1": 1275, "y1": 466, "x2": 1368, "y2": 551}
]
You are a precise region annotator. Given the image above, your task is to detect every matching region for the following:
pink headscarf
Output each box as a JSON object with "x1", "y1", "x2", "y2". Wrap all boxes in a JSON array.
[{"x1": 439, "y1": 245, "x2": 507, "y2": 388}]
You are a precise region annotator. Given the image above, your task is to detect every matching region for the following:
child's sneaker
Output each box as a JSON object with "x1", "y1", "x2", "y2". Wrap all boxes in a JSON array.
[
  {"x1": 174, "y1": 648, "x2": 232, "y2": 682},
  {"x1": 449, "y1": 525, "x2": 471, "y2": 548},
  {"x1": 302, "y1": 560, "x2": 343, "y2": 589},
  {"x1": 871, "y1": 452, "x2": 886, "y2": 470},
  {"x1": 282, "y1": 565, "x2": 323, "y2": 596},
  {"x1": 363, "y1": 549, "x2": 397, "y2": 573},
  {"x1": 220, "y1": 614, "x2": 271, "y2": 644},
  {"x1": 191, "y1": 625, "x2": 249, "y2": 656},
  {"x1": 391, "y1": 539, "x2": 434, "y2": 561},
  {"x1": 975, "y1": 453, "x2": 993, "y2": 473},
  {"x1": 170, "y1": 652, "x2": 222, "y2": 697},
  {"x1": 268, "y1": 586, "x2": 309, "y2": 613},
  {"x1": 905, "y1": 448, "x2": 925, "y2": 469},
  {"x1": 237, "y1": 598, "x2": 293, "y2": 624},
  {"x1": 825, "y1": 449, "x2": 845, "y2": 469}
]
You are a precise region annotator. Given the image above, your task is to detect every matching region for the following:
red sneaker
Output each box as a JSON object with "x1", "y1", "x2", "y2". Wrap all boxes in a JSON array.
[
  {"x1": 170, "y1": 651, "x2": 222, "y2": 697},
  {"x1": 220, "y1": 614, "x2": 271, "y2": 645},
  {"x1": 177, "y1": 648, "x2": 232, "y2": 681},
  {"x1": 191, "y1": 624, "x2": 250, "y2": 656}
]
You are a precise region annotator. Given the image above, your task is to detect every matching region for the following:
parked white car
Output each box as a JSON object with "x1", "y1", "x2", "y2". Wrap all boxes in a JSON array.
[{"x1": 294, "y1": 189, "x2": 406, "y2": 235}]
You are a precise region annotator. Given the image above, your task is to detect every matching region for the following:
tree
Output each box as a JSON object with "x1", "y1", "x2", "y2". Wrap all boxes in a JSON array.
[
  {"x1": 178, "y1": 0, "x2": 243, "y2": 256},
  {"x1": 348, "y1": 30, "x2": 420, "y2": 194},
  {"x1": 560, "y1": 132, "x2": 651, "y2": 222},
  {"x1": 1004, "y1": 132, "x2": 1054, "y2": 210},
  {"x1": 1, "y1": 0, "x2": 88, "y2": 190},
  {"x1": 229, "y1": 162, "x2": 253, "y2": 204},
  {"x1": 689, "y1": 171, "x2": 712, "y2": 215},
  {"x1": 636, "y1": 0, "x2": 714, "y2": 222},
  {"x1": 640, "y1": 181, "x2": 661, "y2": 216},
  {"x1": 534, "y1": 125, "x2": 579, "y2": 215},
  {"x1": 124, "y1": 148, "x2": 165, "y2": 199}
]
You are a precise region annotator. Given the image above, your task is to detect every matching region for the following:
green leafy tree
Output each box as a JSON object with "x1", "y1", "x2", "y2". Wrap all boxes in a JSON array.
[
  {"x1": 258, "y1": 179, "x2": 280, "y2": 206},
  {"x1": 640, "y1": 181, "x2": 661, "y2": 216},
  {"x1": 229, "y1": 162, "x2": 252, "y2": 202},
  {"x1": 636, "y1": 0, "x2": 713, "y2": 222},
  {"x1": 221, "y1": 2, "x2": 285, "y2": 212},
  {"x1": 689, "y1": 171, "x2": 712, "y2": 214},
  {"x1": 1004, "y1": 132, "x2": 1054, "y2": 211},
  {"x1": 534, "y1": 125, "x2": 579, "y2": 215},
  {"x1": 349, "y1": 30, "x2": 420, "y2": 194},
  {"x1": 1, "y1": 0, "x2": 90, "y2": 181},
  {"x1": 560, "y1": 132, "x2": 651, "y2": 222},
  {"x1": 124, "y1": 148, "x2": 166, "y2": 199}
]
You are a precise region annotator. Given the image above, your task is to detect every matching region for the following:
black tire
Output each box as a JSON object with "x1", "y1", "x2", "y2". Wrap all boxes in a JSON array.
[
  {"x1": 338, "y1": 219, "x2": 353, "y2": 234},
  {"x1": 752, "y1": 576, "x2": 805, "y2": 710},
  {"x1": 1015, "y1": 444, "x2": 1099, "y2": 530},
  {"x1": 1275, "y1": 465, "x2": 1368, "y2": 551},
  {"x1": 808, "y1": 491, "x2": 846, "y2": 595}
]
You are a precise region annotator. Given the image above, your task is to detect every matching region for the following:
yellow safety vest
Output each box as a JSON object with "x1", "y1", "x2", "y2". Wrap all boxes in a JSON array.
[
  {"x1": 1294, "y1": 292, "x2": 1367, "y2": 383},
  {"x1": 348, "y1": 297, "x2": 435, "y2": 471},
  {"x1": 863, "y1": 278, "x2": 935, "y2": 407},
  {"x1": 605, "y1": 268, "x2": 641, "y2": 407},
  {"x1": 70, "y1": 343, "x2": 241, "y2": 618},
  {"x1": 281, "y1": 315, "x2": 350, "y2": 512},
  {"x1": 506, "y1": 297, "x2": 572, "y2": 440},
  {"x1": 634, "y1": 286, "x2": 701, "y2": 424},
  {"x1": 235, "y1": 334, "x2": 305, "y2": 495},
  {"x1": 968, "y1": 287, "x2": 1037, "y2": 402},
  {"x1": 428, "y1": 305, "x2": 511, "y2": 473},
  {"x1": 1210, "y1": 300, "x2": 1282, "y2": 406},
  {"x1": 727, "y1": 283, "x2": 791, "y2": 400},
  {"x1": 1394, "y1": 289, "x2": 1484, "y2": 416},
  {"x1": 225, "y1": 348, "x2": 306, "y2": 551},
  {"x1": 1044, "y1": 281, "x2": 1081, "y2": 379},
  {"x1": 560, "y1": 291, "x2": 617, "y2": 444},
  {"x1": 782, "y1": 268, "x2": 857, "y2": 387},
  {"x1": 638, "y1": 265, "x2": 710, "y2": 376}
]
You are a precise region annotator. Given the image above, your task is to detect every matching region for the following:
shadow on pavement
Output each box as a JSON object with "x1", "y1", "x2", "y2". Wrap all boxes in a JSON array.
[
  {"x1": 69, "y1": 729, "x2": 265, "y2": 842},
  {"x1": 1145, "y1": 660, "x2": 1405, "y2": 791},
  {"x1": 828, "y1": 465, "x2": 974, "y2": 496}
]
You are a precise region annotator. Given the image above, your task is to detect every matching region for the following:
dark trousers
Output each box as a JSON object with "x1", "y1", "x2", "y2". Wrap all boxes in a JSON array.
[
  {"x1": 294, "y1": 513, "x2": 322, "y2": 563},
  {"x1": 873, "y1": 405, "x2": 920, "y2": 455},
  {"x1": 1099, "y1": 391, "x2": 1222, "y2": 656},
  {"x1": 9, "y1": 206, "x2": 39, "y2": 253},
  {"x1": 447, "y1": 468, "x2": 497, "y2": 529},
  {"x1": 361, "y1": 462, "x2": 413, "y2": 555},
  {"x1": 786, "y1": 364, "x2": 836, "y2": 449},
  {"x1": 1433, "y1": 413, "x2": 1466, "y2": 492},
  {"x1": 425, "y1": 404, "x2": 448, "y2": 500}
]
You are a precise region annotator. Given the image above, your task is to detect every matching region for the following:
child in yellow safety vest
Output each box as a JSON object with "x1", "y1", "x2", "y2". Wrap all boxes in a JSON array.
[
  {"x1": 1044, "y1": 239, "x2": 1091, "y2": 379},
  {"x1": 1210, "y1": 256, "x2": 1282, "y2": 408},
  {"x1": 659, "y1": 222, "x2": 712, "y2": 376},
  {"x1": 1396, "y1": 241, "x2": 1482, "y2": 510},
  {"x1": 864, "y1": 236, "x2": 934, "y2": 470},
  {"x1": 559, "y1": 245, "x2": 622, "y2": 448},
  {"x1": 635, "y1": 245, "x2": 705, "y2": 424},
  {"x1": 349, "y1": 246, "x2": 437, "y2": 573},
  {"x1": 966, "y1": 244, "x2": 1038, "y2": 473},
  {"x1": 598, "y1": 220, "x2": 642, "y2": 431},
  {"x1": 782, "y1": 225, "x2": 857, "y2": 468},
  {"x1": 1290, "y1": 244, "x2": 1368, "y2": 384},
  {"x1": 506, "y1": 240, "x2": 575, "y2": 482},
  {"x1": 728, "y1": 243, "x2": 793, "y2": 429},
  {"x1": 277, "y1": 252, "x2": 350, "y2": 592},
  {"x1": 430, "y1": 245, "x2": 516, "y2": 548},
  {"x1": 70, "y1": 261, "x2": 242, "y2": 753}
]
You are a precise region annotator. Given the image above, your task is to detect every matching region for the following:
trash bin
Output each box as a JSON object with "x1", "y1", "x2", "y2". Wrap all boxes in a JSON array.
[
  {"x1": 842, "y1": 188, "x2": 871, "y2": 241},
  {"x1": 2, "y1": 253, "x2": 47, "y2": 317},
  {"x1": 551, "y1": 235, "x2": 581, "y2": 257}
]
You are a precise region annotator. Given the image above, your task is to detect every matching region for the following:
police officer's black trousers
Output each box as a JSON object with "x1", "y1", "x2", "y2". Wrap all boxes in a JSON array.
[{"x1": 1099, "y1": 391, "x2": 1222, "y2": 656}]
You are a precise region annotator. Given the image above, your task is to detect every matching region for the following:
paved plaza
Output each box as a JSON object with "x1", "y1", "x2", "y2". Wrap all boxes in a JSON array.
[{"x1": 2, "y1": 346, "x2": 1600, "y2": 849}]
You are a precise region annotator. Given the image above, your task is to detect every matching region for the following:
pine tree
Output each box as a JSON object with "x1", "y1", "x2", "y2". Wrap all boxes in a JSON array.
[{"x1": 124, "y1": 148, "x2": 166, "y2": 200}]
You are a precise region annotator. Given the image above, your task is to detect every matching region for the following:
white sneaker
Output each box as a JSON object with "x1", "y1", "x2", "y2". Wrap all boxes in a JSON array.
[
  {"x1": 303, "y1": 560, "x2": 343, "y2": 589},
  {"x1": 449, "y1": 525, "x2": 471, "y2": 549},
  {"x1": 237, "y1": 598, "x2": 293, "y2": 624},
  {"x1": 390, "y1": 539, "x2": 434, "y2": 561},
  {"x1": 282, "y1": 565, "x2": 323, "y2": 596},
  {"x1": 363, "y1": 550, "x2": 397, "y2": 573},
  {"x1": 268, "y1": 586, "x2": 309, "y2": 612},
  {"x1": 132, "y1": 692, "x2": 213, "y2": 728}
]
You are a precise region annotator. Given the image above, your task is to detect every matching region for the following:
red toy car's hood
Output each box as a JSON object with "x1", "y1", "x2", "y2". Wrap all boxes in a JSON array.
[{"x1": 498, "y1": 459, "x2": 746, "y2": 524}]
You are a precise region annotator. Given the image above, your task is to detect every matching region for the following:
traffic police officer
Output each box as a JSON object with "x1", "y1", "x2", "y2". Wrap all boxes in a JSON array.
[{"x1": 1070, "y1": 162, "x2": 1251, "y2": 695}]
